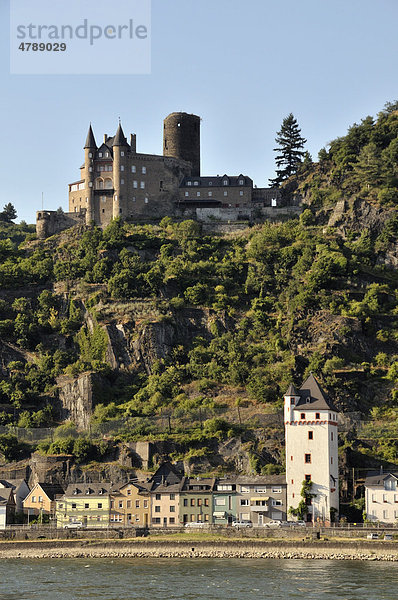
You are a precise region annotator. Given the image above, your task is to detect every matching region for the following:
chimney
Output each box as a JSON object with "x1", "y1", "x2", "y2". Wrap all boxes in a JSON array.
[
  {"x1": 130, "y1": 133, "x2": 136, "y2": 152},
  {"x1": 103, "y1": 134, "x2": 107, "y2": 143}
]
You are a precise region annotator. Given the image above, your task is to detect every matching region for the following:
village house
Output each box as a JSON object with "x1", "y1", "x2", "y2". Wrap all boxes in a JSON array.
[
  {"x1": 110, "y1": 481, "x2": 151, "y2": 527},
  {"x1": 56, "y1": 483, "x2": 112, "y2": 529},
  {"x1": 179, "y1": 478, "x2": 215, "y2": 525},
  {"x1": 235, "y1": 476, "x2": 287, "y2": 525},
  {"x1": 23, "y1": 483, "x2": 64, "y2": 521},
  {"x1": 0, "y1": 488, "x2": 15, "y2": 529},
  {"x1": 365, "y1": 471, "x2": 398, "y2": 524},
  {"x1": 0, "y1": 479, "x2": 30, "y2": 514},
  {"x1": 148, "y1": 462, "x2": 184, "y2": 527},
  {"x1": 212, "y1": 478, "x2": 237, "y2": 525}
]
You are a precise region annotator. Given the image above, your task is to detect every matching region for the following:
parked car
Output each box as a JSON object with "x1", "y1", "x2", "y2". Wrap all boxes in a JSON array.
[
  {"x1": 266, "y1": 520, "x2": 282, "y2": 528},
  {"x1": 367, "y1": 533, "x2": 379, "y2": 539},
  {"x1": 293, "y1": 521, "x2": 306, "y2": 527},
  {"x1": 232, "y1": 520, "x2": 253, "y2": 528},
  {"x1": 185, "y1": 522, "x2": 209, "y2": 528},
  {"x1": 64, "y1": 521, "x2": 84, "y2": 529},
  {"x1": 384, "y1": 534, "x2": 393, "y2": 540}
]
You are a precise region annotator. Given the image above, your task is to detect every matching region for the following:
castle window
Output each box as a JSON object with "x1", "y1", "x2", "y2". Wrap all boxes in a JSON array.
[
  {"x1": 96, "y1": 179, "x2": 104, "y2": 189},
  {"x1": 131, "y1": 165, "x2": 136, "y2": 173},
  {"x1": 208, "y1": 191, "x2": 212, "y2": 197},
  {"x1": 105, "y1": 179, "x2": 113, "y2": 189},
  {"x1": 187, "y1": 181, "x2": 192, "y2": 186},
  {"x1": 331, "y1": 432, "x2": 334, "y2": 441},
  {"x1": 209, "y1": 181, "x2": 212, "y2": 186},
  {"x1": 240, "y1": 191, "x2": 243, "y2": 196},
  {"x1": 197, "y1": 192, "x2": 200, "y2": 197},
  {"x1": 99, "y1": 152, "x2": 102, "y2": 158},
  {"x1": 194, "y1": 181, "x2": 198, "y2": 186},
  {"x1": 290, "y1": 456, "x2": 293, "y2": 461},
  {"x1": 308, "y1": 431, "x2": 313, "y2": 440},
  {"x1": 315, "y1": 413, "x2": 320, "y2": 420},
  {"x1": 102, "y1": 209, "x2": 105, "y2": 213},
  {"x1": 331, "y1": 457, "x2": 333, "y2": 464},
  {"x1": 89, "y1": 167, "x2": 93, "y2": 172},
  {"x1": 89, "y1": 182, "x2": 93, "y2": 187},
  {"x1": 185, "y1": 192, "x2": 189, "y2": 197},
  {"x1": 224, "y1": 191, "x2": 228, "y2": 197},
  {"x1": 160, "y1": 181, "x2": 163, "y2": 189},
  {"x1": 89, "y1": 152, "x2": 92, "y2": 158},
  {"x1": 120, "y1": 165, "x2": 124, "y2": 171},
  {"x1": 305, "y1": 475, "x2": 311, "y2": 482},
  {"x1": 121, "y1": 179, "x2": 124, "y2": 185},
  {"x1": 144, "y1": 197, "x2": 149, "y2": 204},
  {"x1": 305, "y1": 454, "x2": 311, "y2": 463},
  {"x1": 121, "y1": 151, "x2": 124, "y2": 157},
  {"x1": 223, "y1": 180, "x2": 228, "y2": 185},
  {"x1": 120, "y1": 208, "x2": 122, "y2": 213},
  {"x1": 300, "y1": 413, "x2": 305, "y2": 419},
  {"x1": 142, "y1": 166, "x2": 146, "y2": 174},
  {"x1": 132, "y1": 197, "x2": 136, "y2": 202},
  {"x1": 105, "y1": 152, "x2": 109, "y2": 157},
  {"x1": 133, "y1": 180, "x2": 138, "y2": 188},
  {"x1": 140, "y1": 182, "x2": 145, "y2": 189}
]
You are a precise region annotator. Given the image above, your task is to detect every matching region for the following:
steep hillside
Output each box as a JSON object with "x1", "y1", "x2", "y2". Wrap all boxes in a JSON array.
[{"x1": 0, "y1": 102, "x2": 398, "y2": 494}]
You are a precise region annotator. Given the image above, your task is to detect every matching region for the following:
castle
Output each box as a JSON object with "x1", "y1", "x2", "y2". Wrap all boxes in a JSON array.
[{"x1": 36, "y1": 112, "x2": 301, "y2": 238}]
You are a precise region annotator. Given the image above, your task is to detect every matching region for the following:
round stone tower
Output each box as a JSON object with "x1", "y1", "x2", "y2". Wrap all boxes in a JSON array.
[{"x1": 163, "y1": 112, "x2": 201, "y2": 176}]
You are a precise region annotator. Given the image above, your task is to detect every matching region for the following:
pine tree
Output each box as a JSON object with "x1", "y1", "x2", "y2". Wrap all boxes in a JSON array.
[
  {"x1": 0, "y1": 203, "x2": 17, "y2": 223},
  {"x1": 269, "y1": 114, "x2": 307, "y2": 187}
]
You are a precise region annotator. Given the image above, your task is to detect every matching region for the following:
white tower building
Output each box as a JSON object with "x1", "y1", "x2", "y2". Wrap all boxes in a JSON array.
[{"x1": 284, "y1": 374, "x2": 339, "y2": 524}]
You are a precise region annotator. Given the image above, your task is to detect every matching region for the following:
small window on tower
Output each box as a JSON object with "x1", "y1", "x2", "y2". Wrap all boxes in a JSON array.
[
  {"x1": 290, "y1": 398, "x2": 295, "y2": 404},
  {"x1": 308, "y1": 431, "x2": 313, "y2": 440},
  {"x1": 305, "y1": 474, "x2": 311, "y2": 482},
  {"x1": 300, "y1": 413, "x2": 305, "y2": 420},
  {"x1": 305, "y1": 454, "x2": 311, "y2": 463},
  {"x1": 316, "y1": 413, "x2": 320, "y2": 420}
]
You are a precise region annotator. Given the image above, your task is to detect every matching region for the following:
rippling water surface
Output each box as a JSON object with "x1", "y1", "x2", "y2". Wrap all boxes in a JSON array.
[{"x1": 0, "y1": 558, "x2": 396, "y2": 599}]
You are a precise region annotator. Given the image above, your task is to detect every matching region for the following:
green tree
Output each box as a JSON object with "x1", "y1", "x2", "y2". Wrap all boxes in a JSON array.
[
  {"x1": 269, "y1": 113, "x2": 307, "y2": 186},
  {"x1": 351, "y1": 142, "x2": 382, "y2": 189},
  {"x1": 0, "y1": 203, "x2": 17, "y2": 223}
]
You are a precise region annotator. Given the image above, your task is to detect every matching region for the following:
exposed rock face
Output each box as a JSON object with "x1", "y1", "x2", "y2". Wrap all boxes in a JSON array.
[
  {"x1": 132, "y1": 320, "x2": 176, "y2": 374},
  {"x1": 327, "y1": 197, "x2": 394, "y2": 236},
  {"x1": 56, "y1": 372, "x2": 99, "y2": 430}
]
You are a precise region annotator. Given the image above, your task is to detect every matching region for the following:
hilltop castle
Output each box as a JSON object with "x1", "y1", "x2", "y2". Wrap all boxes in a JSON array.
[{"x1": 36, "y1": 112, "x2": 301, "y2": 238}]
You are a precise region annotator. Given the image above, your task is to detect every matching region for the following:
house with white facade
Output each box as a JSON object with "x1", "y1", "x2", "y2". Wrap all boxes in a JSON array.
[
  {"x1": 365, "y1": 471, "x2": 398, "y2": 524},
  {"x1": 0, "y1": 488, "x2": 15, "y2": 529},
  {"x1": 284, "y1": 374, "x2": 339, "y2": 524}
]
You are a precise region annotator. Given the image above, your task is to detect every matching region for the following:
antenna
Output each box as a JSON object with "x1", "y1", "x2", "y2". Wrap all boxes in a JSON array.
[{"x1": 41, "y1": 192, "x2": 44, "y2": 210}]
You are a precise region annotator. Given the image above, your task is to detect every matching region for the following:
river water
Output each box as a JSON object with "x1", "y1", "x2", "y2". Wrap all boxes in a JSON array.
[{"x1": 0, "y1": 558, "x2": 396, "y2": 599}]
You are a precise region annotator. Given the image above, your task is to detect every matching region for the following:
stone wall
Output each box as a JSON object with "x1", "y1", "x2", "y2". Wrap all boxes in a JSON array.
[{"x1": 36, "y1": 210, "x2": 86, "y2": 239}]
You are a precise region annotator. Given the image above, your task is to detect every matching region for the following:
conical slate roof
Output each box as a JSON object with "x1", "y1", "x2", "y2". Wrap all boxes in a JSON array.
[
  {"x1": 284, "y1": 383, "x2": 299, "y2": 396},
  {"x1": 113, "y1": 123, "x2": 128, "y2": 146},
  {"x1": 84, "y1": 124, "x2": 97, "y2": 149},
  {"x1": 293, "y1": 373, "x2": 337, "y2": 412}
]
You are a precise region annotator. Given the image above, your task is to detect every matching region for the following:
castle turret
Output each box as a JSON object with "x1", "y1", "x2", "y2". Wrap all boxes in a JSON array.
[
  {"x1": 163, "y1": 112, "x2": 201, "y2": 176},
  {"x1": 284, "y1": 374, "x2": 339, "y2": 525},
  {"x1": 112, "y1": 123, "x2": 128, "y2": 220},
  {"x1": 84, "y1": 124, "x2": 97, "y2": 224}
]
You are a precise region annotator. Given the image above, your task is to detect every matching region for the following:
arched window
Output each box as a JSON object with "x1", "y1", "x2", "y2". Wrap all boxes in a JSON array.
[
  {"x1": 96, "y1": 178, "x2": 104, "y2": 190},
  {"x1": 105, "y1": 178, "x2": 113, "y2": 189}
]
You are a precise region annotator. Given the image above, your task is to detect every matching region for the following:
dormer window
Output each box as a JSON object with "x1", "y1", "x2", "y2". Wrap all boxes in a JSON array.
[
  {"x1": 105, "y1": 152, "x2": 109, "y2": 157},
  {"x1": 194, "y1": 181, "x2": 199, "y2": 186},
  {"x1": 223, "y1": 180, "x2": 228, "y2": 185},
  {"x1": 306, "y1": 397, "x2": 311, "y2": 403},
  {"x1": 239, "y1": 179, "x2": 244, "y2": 185},
  {"x1": 187, "y1": 181, "x2": 192, "y2": 186},
  {"x1": 99, "y1": 152, "x2": 103, "y2": 158}
]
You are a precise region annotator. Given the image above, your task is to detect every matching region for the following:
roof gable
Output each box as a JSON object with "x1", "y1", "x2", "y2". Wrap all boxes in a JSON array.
[{"x1": 293, "y1": 373, "x2": 336, "y2": 411}]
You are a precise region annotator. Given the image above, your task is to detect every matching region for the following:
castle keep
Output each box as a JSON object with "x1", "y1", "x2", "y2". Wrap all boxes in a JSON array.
[{"x1": 37, "y1": 112, "x2": 301, "y2": 238}]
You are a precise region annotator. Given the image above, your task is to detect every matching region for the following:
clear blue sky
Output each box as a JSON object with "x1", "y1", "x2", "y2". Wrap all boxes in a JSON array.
[{"x1": 1, "y1": 0, "x2": 398, "y2": 224}]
